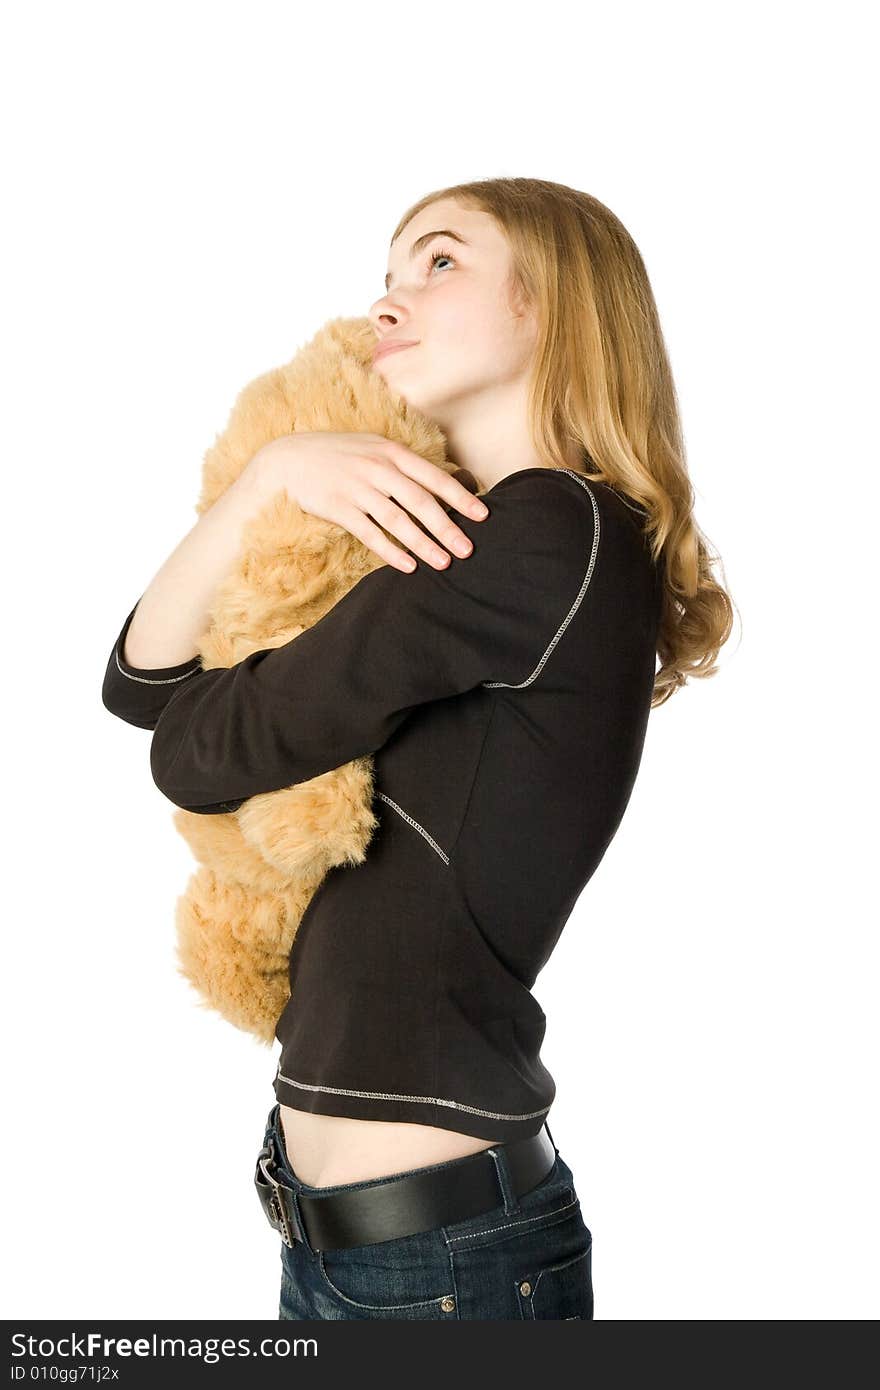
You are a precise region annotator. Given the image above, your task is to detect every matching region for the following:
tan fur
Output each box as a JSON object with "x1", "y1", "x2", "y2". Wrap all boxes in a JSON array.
[{"x1": 170, "y1": 315, "x2": 470, "y2": 1045}]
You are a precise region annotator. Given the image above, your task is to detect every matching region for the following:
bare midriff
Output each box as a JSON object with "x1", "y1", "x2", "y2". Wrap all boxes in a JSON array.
[{"x1": 279, "y1": 1103, "x2": 502, "y2": 1188}]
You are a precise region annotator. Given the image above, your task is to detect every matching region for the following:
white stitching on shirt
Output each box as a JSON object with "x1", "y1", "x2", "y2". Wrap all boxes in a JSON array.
[
  {"x1": 375, "y1": 792, "x2": 450, "y2": 864},
  {"x1": 481, "y1": 468, "x2": 600, "y2": 690},
  {"x1": 274, "y1": 1068, "x2": 552, "y2": 1124},
  {"x1": 271, "y1": 473, "x2": 603, "y2": 1139},
  {"x1": 114, "y1": 647, "x2": 201, "y2": 685}
]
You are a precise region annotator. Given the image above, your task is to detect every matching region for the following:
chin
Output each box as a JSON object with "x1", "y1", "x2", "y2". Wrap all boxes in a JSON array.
[{"x1": 392, "y1": 387, "x2": 438, "y2": 415}]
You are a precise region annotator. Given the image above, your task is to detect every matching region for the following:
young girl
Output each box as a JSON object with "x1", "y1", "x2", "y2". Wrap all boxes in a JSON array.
[{"x1": 102, "y1": 177, "x2": 732, "y2": 1320}]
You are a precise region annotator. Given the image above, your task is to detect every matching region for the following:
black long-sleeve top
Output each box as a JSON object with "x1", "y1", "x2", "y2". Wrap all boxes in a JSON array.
[{"x1": 102, "y1": 466, "x2": 662, "y2": 1141}]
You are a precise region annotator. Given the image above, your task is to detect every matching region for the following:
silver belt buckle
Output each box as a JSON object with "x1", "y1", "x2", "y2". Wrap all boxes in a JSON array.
[{"x1": 254, "y1": 1140, "x2": 303, "y2": 1247}]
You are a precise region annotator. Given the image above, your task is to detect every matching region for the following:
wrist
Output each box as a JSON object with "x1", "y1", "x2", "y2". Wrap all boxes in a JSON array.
[{"x1": 238, "y1": 445, "x2": 285, "y2": 506}]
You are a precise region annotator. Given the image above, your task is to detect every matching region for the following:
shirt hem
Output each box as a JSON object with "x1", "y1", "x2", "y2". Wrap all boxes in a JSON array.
[{"x1": 273, "y1": 1072, "x2": 553, "y2": 1143}]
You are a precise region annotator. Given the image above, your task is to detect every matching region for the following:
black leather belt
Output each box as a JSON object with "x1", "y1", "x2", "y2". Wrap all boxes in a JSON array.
[{"x1": 255, "y1": 1111, "x2": 557, "y2": 1252}]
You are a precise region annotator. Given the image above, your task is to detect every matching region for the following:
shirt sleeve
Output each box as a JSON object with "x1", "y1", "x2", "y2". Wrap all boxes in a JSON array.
[
  {"x1": 147, "y1": 474, "x2": 595, "y2": 815},
  {"x1": 101, "y1": 599, "x2": 204, "y2": 732}
]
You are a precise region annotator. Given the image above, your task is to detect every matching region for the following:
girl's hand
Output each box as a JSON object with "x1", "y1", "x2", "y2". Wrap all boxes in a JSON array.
[{"x1": 250, "y1": 432, "x2": 490, "y2": 573}]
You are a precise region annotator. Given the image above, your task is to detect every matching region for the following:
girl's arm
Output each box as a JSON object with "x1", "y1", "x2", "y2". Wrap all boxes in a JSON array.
[
  {"x1": 102, "y1": 433, "x2": 486, "y2": 733},
  {"x1": 101, "y1": 454, "x2": 278, "y2": 730},
  {"x1": 147, "y1": 474, "x2": 595, "y2": 815}
]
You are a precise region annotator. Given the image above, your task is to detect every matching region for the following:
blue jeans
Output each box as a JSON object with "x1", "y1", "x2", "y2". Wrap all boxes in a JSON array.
[{"x1": 261, "y1": 1104, "x2": 594, "y2": 1320}]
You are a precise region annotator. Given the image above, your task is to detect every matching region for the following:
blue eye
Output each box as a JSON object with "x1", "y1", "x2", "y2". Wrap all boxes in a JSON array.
[
  {"x1": 384, "y1": 248, "x2": 455, "y2": 296},
  {"x1": 428, "y1": 248, "x2": 456, "y2": 273}
]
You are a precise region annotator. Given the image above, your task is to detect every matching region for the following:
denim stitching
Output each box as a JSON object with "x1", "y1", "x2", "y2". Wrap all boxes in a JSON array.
[
  {"x1": 317, "y1": 1252, "x2": 453, "y2": 1312},
  {"x1": 520, "y1": 1243, "x2": 592, "y2": 1314},
  {"x1": 486, "y1": 1149, "x2": 511, "y2": 1215},
  {"x1": 444, "y1": 1193, "x2": 580, "y2": 1245}
]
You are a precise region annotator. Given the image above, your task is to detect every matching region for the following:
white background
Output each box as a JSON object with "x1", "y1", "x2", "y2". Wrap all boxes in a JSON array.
[{"x1": 2, "y1": 0, "x2": 876, "y2": 1321}]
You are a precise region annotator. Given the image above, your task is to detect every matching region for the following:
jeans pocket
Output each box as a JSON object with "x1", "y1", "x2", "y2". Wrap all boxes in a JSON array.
[
  {"x1": 516, "y1": 1239, "x2": 593, "y2": 1319},
  {"x1": 447, "y1": 1192, "x2": 592, "y2": 1319},
  {"x1": 442, "y1": 1169, "x2": 579, "y2": 1253},
  {"x1": 316, "y1": 1228, "x2": 457, "y2": 1319}
]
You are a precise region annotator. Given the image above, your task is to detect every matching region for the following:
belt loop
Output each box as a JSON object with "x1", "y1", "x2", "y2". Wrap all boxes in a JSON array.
[
  {"x1": 486, "y1": 1143, "x2": 519, "y2": 1215},
  {"x1": 286, "y1": 1186, "x2": 315, "y2": 1254}
]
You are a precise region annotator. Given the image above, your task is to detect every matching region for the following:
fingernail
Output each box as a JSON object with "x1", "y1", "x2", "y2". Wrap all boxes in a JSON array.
[
  {"x1": 472, "y1": 501, "x2": 489, "y2": 517},
  {"x1": 452, "y1": 537, "x2": 473, "y2": 556}
]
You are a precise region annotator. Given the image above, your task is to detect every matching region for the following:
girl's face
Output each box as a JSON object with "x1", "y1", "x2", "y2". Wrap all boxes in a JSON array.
[{"x1": 368, "y1": 199, "x2": 538, "y2": 426}]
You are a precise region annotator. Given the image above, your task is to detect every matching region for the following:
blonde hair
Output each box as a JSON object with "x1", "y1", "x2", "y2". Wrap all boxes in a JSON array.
[{"x1": 390, "y1": 177, "x2": 735, "y2": 707}]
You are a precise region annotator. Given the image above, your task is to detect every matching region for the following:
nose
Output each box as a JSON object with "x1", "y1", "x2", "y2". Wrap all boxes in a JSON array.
[
  {"x1": 370, "y1": 299, "x2": 402, "y2": 325},
  {"x1": 368, "y1": 287, "x2": 410, "y2": 325},
  {"x1": 369, "y1": 302, "x2": 410, "y2": 344}
]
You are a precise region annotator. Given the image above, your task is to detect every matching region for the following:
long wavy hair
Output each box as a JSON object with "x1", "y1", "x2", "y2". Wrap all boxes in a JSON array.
[{"x1": 389, "y1": 178, "x2": 735, "y2": 707}]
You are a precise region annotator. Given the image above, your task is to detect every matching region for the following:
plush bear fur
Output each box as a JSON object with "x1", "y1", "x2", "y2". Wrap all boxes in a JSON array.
[{"x1": 170, "y1": 316, "x2": 477, "y2": 1046}]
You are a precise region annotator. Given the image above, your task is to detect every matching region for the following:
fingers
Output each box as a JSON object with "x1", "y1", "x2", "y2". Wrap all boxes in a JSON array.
[
  {"x1": 368, "y1": 447, "x2": 489, "y2": 567},
  {"x1": 384, "y1": 441, "x2": 490, "y2": 522},
  {"x1": 334, "y1": 507, "x2": 420, "y2": 573},
  {"x1": 284, "y1": 435, "x2": 492, "y2": 574},
  {"x1": 361, "y1": 489, "x2": 474, "y2": 570}
]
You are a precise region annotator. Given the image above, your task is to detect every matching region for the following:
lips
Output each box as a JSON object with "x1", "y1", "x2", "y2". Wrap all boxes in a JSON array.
[{"x1": 372, "y1": 340, "x2": 417, "y2": 363}]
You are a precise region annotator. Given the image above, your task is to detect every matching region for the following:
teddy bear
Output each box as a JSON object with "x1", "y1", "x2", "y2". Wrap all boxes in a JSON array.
[{"x1": 167, "y1": 315, "x2": 478, "y2": 1047}]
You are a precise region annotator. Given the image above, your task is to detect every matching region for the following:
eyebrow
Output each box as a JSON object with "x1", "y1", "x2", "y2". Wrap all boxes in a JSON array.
[{"x1": 385, "y1": 229, "x2": 469, "y2": 291}]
